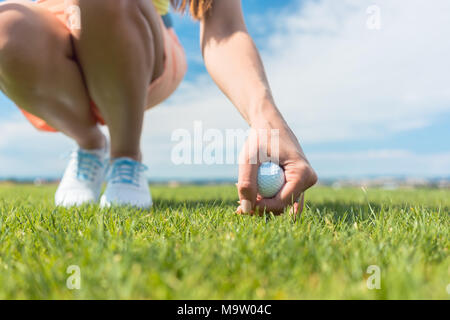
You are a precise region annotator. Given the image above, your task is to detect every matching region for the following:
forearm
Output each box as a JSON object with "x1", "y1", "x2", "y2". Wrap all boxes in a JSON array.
[{"x1": 202, "y1": 29, "x2": 285, "y2": 127}]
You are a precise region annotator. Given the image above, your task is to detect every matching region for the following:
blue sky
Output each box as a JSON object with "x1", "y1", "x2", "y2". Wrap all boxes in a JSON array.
[{"x1": 0, "y1": 0, "x2": 449, "y2": 180}]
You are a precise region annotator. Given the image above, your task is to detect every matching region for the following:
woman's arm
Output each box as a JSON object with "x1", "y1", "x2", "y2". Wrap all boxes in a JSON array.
[
  {"x1": 201, "y1": 0, "x2": 274, "y2": 125},
  {"x1": 201, "y1": 0, "x2": 317, "y2": 214}
]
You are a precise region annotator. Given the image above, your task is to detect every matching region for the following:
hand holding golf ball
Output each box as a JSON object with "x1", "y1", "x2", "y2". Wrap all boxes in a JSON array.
[
  {"x1": 257, "y1": 162, "x2": 286, "y2": 198},
  {"x1": 236, "y1": 120, "x2": 317, "y2": 215}
]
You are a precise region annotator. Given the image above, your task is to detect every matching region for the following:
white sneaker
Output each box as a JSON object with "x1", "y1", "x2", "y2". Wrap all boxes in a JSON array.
[
  {"x1": 100, "y1": 157, "x2": 152, "y2": 209},
  {"x1": 55, "y1": 146, "x2": 108, "y2": 207}
]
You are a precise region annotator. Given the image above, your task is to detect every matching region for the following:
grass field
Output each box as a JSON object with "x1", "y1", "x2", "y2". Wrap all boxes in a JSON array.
[{"x1": 0, "y1": 184, "x2": 448, "y2": 299}]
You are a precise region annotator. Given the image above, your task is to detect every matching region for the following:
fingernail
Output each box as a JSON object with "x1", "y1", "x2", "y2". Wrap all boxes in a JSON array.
[
  {"x1": 294, "y1": 202, "x2": 299, "y2": 214},
  {"x1": 241, "y1": 200, "x2": 252, "y2": 214}
]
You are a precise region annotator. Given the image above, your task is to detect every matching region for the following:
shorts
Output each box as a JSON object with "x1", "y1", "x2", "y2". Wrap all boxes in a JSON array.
[{"x1": 20, "y1": 0, "x2": 187, "y2": 132}]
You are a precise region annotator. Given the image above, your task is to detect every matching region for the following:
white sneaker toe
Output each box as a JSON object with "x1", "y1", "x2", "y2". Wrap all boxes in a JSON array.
[
  {"x1": 55, "y1": 147, "x2": 108, "y2": 208},
  {"x1": 100, "y1": 158, "x2": 152, "y2": 209}
]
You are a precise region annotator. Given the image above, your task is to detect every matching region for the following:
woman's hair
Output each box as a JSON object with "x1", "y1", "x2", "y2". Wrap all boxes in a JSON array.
[{"x1": 170, "y1": 0, "x2": 214, "y2": 20}]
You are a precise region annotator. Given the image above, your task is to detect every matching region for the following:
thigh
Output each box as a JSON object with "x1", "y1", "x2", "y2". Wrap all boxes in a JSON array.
[
  {"x1": 0, "y1": 0, "x2": 82, "y2": 131},
  {"x1": 0, "y1": 0, "x2": 67, "y2": 30},
  {"x1": 145, "y1": 25, "x2": 187, "y2": 109},
  {"x1": 0, "y1": 0, "x2": 74, "y2": 67},
  {"x1": 0, "y1": 0, "x2": 75, "y2": 87},
  {"x1": 70, "y1": 0, "x2": 165, "y2": 79}
]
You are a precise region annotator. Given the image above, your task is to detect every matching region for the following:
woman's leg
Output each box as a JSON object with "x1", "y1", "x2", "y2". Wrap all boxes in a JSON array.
[
  {"x1": 0, "y1": 1, "x2": 110, "y2": 207},
  {"x1": 73, "y1": 0, "x2": 165, "y2": 161},
  {"x1": 0, "y1": 1, "x2": 105, "y2": 149}
]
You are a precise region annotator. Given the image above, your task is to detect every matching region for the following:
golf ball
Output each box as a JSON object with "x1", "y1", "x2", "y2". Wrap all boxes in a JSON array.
[{"x1": 257, "y1": 162, "x2": 285, "y2": 198}]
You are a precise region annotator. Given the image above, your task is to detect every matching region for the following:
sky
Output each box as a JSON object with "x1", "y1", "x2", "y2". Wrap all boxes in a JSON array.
[{"x1": 0, "y1": 0, "x2": 449, "y2": 180}]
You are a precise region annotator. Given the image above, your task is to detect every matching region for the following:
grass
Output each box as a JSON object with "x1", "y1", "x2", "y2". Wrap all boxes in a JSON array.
[{"x1": 0, "y1": 184, "x2": 448, "y2": 299}]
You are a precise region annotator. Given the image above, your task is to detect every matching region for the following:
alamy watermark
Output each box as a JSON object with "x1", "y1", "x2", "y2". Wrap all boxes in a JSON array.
[
  {"x1": 366, "y1": 5, "x2": 382, "y2": 30},
  {"x1": 366, "y1": 265, "x2": 381, "y2": 290},
  {"x1": 64, "y1": 1, "x2": 81, "y2": 30},
  {"x1": 171, "y1": 121, "x2": 280, "y2": 165},
  {"x1": 66, "y1": 265, "x2": 81, "y2": 290},
  {"x1": 62, "y1": 4, "x2": 384, "y2": 33}
]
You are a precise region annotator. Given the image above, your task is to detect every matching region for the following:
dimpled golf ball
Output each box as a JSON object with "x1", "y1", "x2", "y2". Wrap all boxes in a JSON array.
[{"x1": 257, "y1": 162, "x2": 285, "y2": 198}]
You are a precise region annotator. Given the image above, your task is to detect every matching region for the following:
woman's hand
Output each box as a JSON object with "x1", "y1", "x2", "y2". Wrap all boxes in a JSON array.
[
  {"x1": 200, "y1": 0, "x2": 317, "y2": 214},
  {"x1": 236, "y1": 107, "x2": 318, "y2": 216}
]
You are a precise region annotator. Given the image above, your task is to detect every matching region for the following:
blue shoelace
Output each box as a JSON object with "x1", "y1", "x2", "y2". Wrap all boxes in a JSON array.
[
  {"x1": 71, "y1": 150, "x2": 105, "y2": 182},
  {"x1": 108, "y1": 158, "x2": 148, "y2": 187}
]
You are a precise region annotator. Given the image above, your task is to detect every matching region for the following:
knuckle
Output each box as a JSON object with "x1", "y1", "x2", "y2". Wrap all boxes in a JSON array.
[
  {"x1": 302, "y1": 165, "x2": 318, "y2": 188},
  {"x1": 293, "y1": 161, "x2": 318, "y2": 189},
  {"x1": 309, "y1": 169, "x2": 319, "y2": 187}
]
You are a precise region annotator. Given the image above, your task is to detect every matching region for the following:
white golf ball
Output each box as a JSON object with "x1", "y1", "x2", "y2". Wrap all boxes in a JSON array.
[{"x1": 257, "y1": 162, "x2": 285, "y2": 198}]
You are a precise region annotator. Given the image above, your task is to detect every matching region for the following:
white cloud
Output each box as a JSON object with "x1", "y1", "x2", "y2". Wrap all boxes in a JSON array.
[
  {"x1": 146, "y1": 0, "x2": 450, "y2": 144},
  {"x1": 0, "y1": 116, "x2": 74, "y2": 177},
  {"x1": 1, "y1": 0, "x2": 449, "y2": 178},
  {"x1": 140, "y1": 0, "x2": 450, "y2": 177},
  {"x1": 261, "y1": 0, "x2": 450, "y2": 142}
]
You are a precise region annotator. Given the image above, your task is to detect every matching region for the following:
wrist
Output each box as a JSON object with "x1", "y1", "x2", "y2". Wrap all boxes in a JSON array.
[{"x1": 248, "y1": 100, "x2": 287, "y2": 130}]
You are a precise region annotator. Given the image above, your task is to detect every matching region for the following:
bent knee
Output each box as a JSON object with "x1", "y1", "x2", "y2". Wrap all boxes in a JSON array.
[
  {"x1": 0, "y1": 6, "x2": 69, "y2": 82},
  {"x1": 0, "y1": 13, "x2": 35, "y2": 80}
]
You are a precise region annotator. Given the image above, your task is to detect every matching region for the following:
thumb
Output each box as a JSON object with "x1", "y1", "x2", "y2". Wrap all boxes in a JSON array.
[
  {"x1": 236, "y1": 167, "x2": 258, "y2": 214},
  {"x1": 236, "y1": 135, "x2": 259, "y2": 214}
]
